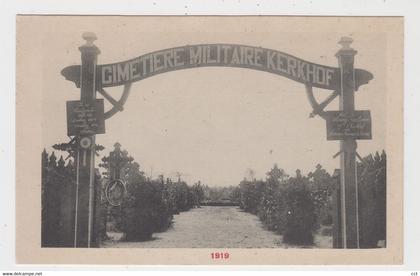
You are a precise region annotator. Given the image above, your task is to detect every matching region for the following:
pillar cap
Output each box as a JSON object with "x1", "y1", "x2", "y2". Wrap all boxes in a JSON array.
[
  {"x1": 79, "y1": 32, "x2": 100, "y2": 54},
  {"x1": 336, "y1": 36, "x2": 357, "y2": 57},
  {"x1": 82, "y1": 32, "x2": 97, "y2": 46},
  {"x1": 338, "y1": 36, "x2": 353, "y2": 50}
]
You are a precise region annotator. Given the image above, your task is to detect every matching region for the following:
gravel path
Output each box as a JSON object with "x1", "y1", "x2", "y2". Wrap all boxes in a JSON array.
[{"x1": 103, "y1": 206, "x2": 332, "y2": 248}]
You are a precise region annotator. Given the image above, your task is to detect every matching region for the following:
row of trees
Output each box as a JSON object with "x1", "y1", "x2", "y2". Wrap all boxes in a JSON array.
[
  {"x1": 101, "y1": 144, "x2": 205, "y2": 242},
  {"x1": 237, "y1": 165, "x2": 324, "y2": 245},
  {"x1": 237, "y1": 151, "x2": 386, "y2": 247},
  {"x1": 42, "y1": 140, "x2": 386, "y2": 247},
  {"x1": 42, "y1": 150, "x2": 78, "y2": 247},
  {"x1": 41, "y1": 144, "x2": 205, "y2": 246},
  {"x1": 358, "y1": 151, "x2": 387, "y2": 248},
  {"x1": 201, "y1": 185, "x2": 240, "y2": 204}
]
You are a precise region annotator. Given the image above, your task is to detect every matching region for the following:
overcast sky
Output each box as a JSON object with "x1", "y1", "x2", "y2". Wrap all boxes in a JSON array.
[{"x1": 36, "y1": 16, "x2": 387, "y2": 187}]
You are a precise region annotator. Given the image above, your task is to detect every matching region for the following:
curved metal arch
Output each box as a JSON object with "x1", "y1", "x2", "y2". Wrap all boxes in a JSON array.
[
  {"x1": 97, "y1": 83, "x2": 132, "y2": 120},
  {"x1": 305, "y1": 84, "x2": 339, "y2": 120}
]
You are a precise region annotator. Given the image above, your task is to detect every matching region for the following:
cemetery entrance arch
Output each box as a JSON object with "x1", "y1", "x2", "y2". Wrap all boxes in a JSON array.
[{"x1": 62, "y1": 34, "x2": 373, "y2": 249}]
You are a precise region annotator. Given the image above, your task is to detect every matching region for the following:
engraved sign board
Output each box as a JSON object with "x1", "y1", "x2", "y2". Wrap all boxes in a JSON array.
[
  {"x1": 66, "y1": 99, "x2": 105, "y2": 136},
  {"x1": 325, "y1": 110, "x2": 372, "y2": 140}
]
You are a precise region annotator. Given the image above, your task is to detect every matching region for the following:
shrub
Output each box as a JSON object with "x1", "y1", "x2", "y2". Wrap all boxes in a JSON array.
[
  {"x1": 282, "y1": 172, "x2": 316, "y2": 245},
  {"x1": 117, "y1": 159, "x2": 200, "y2": 241},
  {"x1": 358, "y1": 151, "x2": 386, "y2": 248},
  {"x1": 122, "y1": 181, "x2": 161, "y2": 241}
]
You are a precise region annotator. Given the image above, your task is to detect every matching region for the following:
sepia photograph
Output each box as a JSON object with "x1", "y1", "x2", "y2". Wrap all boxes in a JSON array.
[{"x1": 15, "y1": 15, "x2": 403, "y2": 265}]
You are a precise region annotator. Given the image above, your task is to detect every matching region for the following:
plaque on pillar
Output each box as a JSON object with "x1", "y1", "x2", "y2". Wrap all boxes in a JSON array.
[
  {"x1": 325, "y1": 110, "x2": 372, "y2": 140},
  {"x1": 66, "y1": 99, "x2": 105, "y2": 136}
]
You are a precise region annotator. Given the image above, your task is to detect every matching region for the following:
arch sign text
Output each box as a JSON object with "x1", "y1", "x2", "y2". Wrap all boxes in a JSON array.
[{"x1": 62, "y1": 43, "x2": 372, "y2": 91}]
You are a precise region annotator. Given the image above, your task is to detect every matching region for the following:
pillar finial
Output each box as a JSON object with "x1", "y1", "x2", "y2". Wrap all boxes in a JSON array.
[
  {"x1": 82, "y1": 32, "x2": 97, "y2": 46},
  {"x1": 336, "y1": 36, "x2": 357, "y2": 58},
  {"x1": 338, "y1": 36, "x2": 353, "y2": 50}
]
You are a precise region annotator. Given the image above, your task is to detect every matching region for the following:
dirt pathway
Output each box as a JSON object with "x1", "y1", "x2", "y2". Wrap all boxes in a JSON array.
[
  {"x1": 103, "y1": 206, "x2": 331, "y2": 248},
  {"x1": 104, "y1": 206, "x2": 283, "y2": 248}
]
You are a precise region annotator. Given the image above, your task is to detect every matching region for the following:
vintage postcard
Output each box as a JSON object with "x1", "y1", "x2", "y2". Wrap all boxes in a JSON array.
[{"x1": 16, "y1": 16, "x2": 403, "y2": 265}]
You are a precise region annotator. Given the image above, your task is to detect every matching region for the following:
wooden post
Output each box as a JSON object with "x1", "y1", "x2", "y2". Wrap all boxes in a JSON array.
[
  {"x1": 74, "y1": 32, "x2": 100, "y2": 247},
  {"x1": 336, "y1": 37, "x2": 359, "y2": 248}
]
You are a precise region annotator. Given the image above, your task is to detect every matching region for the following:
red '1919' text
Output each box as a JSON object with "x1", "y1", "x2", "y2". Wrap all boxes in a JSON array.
[{"x1": 211, "y1": 252, "x2": 230, "y2": 259}]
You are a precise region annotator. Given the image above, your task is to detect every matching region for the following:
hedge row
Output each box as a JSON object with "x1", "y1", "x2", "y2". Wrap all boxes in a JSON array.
[
  {"x1": 237, "y1": 166, "x2": 321, "y2": 245},
  {"x1": 105, "y1": 160, "x2": 204, "y2": 242},
  {"x1": 357, "y1": 151, "x2": 386, "y2": 248},
  {"x1": 237, "y1": 151, "x2": 386, "y2": 247}
]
